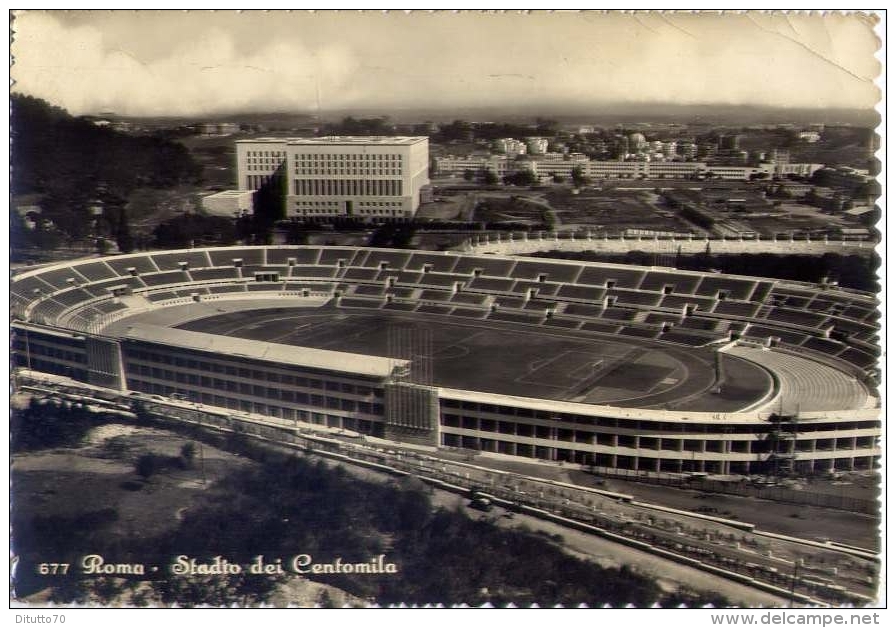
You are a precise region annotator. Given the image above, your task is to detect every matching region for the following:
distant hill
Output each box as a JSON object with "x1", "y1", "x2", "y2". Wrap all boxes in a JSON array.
[
  {"x1": 222, "y1": 103, "x2": 880, "y2": 129},
  {"x1": 88, "y1": 101, "x2": 879, "y2": 130}
]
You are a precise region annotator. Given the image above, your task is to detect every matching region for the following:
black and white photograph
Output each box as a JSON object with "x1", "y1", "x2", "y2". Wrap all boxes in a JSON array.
[{"x1": 8, "y1": 9, "x2": 884, "y2": 615}]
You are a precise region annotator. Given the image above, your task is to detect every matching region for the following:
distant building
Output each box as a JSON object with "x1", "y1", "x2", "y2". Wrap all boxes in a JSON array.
[
  {"x1": 774, "y1": 162, "x2": 824, "y2": 178},
  {"x1": 679, "y1": 142, "x2": 698, "y2": 160},
  {"x1": 526, "y1": 137, "x2": 549, "y2": 155},
  {"x1": 804, "y1": 187, "x2": 850, "y2": 212},
  {"x1": 771, "y1": 182, "x2": 814, "y2": 198},
  {"x1": 697, "y1": 142, "x2": 718, "y2": 160},
  {"x1": 812, "y1": 166, "x2": 873, "y2": 192},
  {"x1": 704, "y1": 164, "x2": 773, "y2": 180},
  {"x1": 433, "y1": 154, "x2": 512, "y2": 178},
  {"x1": 434, "y1": 155, "x2": 822, "y2": 182},
  {"x1": 662, "y1": 141, "x2": 678, "y2": 160},
  {"x1": 237, "y1": 136, "x2": 430, "y2": 221},
  {"x1": 200, "y1": 122, "x2": 240, "y2": 136},
  {"x1": 770, "y1": 149, "x2": 790, "y2": 166},
  {"x1": 587, "y1": 161, "x2": 644, "y2": 179},
  {"x1": 719, "y1": 134, "x2": 741, "y2": 150},
  {"x1": 644, "y1": 162, "x2": 703, "y2": 179},
  {"x1": 628, "y1": 132, "x2": 647, "y2": 151},
  {"x1": 493, "y1": 138, "x2": 527, "y2": 155},
  {"x1": 798, "y1": 131, "x2": 822, "y2": 143},
  {"x1": 618, "y1": 136, "x2": 630, "y2": 160}
]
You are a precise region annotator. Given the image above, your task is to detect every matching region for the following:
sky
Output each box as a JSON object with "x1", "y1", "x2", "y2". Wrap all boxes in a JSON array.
[{"x1": 10, "y1": 10, "x2": 883, "y2": 117}]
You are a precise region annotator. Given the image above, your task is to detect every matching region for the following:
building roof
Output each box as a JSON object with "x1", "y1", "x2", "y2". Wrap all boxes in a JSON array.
[
  {"x1": 236, "y1": 136, "x2": 427, "y2": 146},
  {"x1": 287, "y1": 136, "x2": 427, "y2": 146},
  {"x1": 123, "y1": 323, "x2": 406, "y2": 379},
  {"x1": 235, "y1": 137, "x2": 291, "y2": 144},
  {"x1": 203, "y1": 190, "x2": 254, "y2": 199},
  {"x1": 437, "y1": 386, "x2": 879, "y2": 424}
]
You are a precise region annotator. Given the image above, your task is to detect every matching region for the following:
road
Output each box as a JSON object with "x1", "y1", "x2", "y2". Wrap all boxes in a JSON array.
[{"x1": 424, "y1": 489, "x2": 789, "y2": 607}]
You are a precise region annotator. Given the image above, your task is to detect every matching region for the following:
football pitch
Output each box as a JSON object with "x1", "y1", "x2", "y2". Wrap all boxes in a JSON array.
[{"x1": 177, "y1": 306, "x2": 771, "y2": 411}]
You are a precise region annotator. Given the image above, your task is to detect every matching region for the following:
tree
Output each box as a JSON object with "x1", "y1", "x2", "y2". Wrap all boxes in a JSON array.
[
  {"x1": 284, "y1": 221, "x2": 314, "y2": 245},
  {"x1": 571, "y1": 165, "x2": 589, "y2": 188},
  {"x1": 481, "y1": 169, "x2": 499, "y2": 185},
  {"x1": 437, "y1": 119, "x2": 473, "y2": 142},
  {"x1": 503, "y1": 170, "x2": 537, "y2": 187},
  {"x1": 317, "y1": 589, "x2": 338, "y2": 608},
  {"x1": 10, "y1": 94, "x2": 202, "y2": 249},
  {"x1": 180, "y1": 442, "x2": 197, "y2": 468},
  {"x1": 135, "y1": 454, "x2": 158, "y2": 480},
  {"x1": 463, "y1": 169, "x2": 475, "y2": 182},
  {"x1": 114, "y1": 206, "x2": 135, "y2": 253},
  {"x1": 131, "y1": 400, "x2": 154, "y2": 426},
  {"x1": 370, "y1": 223, "x2": 416, "y2": 248},
  {"x1": 535, "y1": 117, "x2": 558, "y2": 135},
  {"x1": 153, "y1": 213, "x2": 237, "y2": 248}
]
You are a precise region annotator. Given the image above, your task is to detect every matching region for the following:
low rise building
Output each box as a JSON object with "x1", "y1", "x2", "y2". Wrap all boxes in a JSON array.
[{"x1": 202, "y1": 190, "x2": 255, "y2": 217}]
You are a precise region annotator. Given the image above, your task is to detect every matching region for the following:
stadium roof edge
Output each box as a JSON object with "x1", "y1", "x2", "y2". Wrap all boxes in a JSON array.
[
  {"x1": 436, "y1": 386, "x2": 879, "y2": 423},
  {"x1": 122, "y1": 323, "x2": 407, "y2": 379}
]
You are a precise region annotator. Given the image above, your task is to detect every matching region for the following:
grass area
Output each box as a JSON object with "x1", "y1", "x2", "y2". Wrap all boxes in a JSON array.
[
  {"x1": 12, "y1": 422, "x2": 253, "y2": 603},
  {"x1": 12, "y1": 414, "x2": 728, "y2": 607},
  {"x1": 176, "y1": 309, "x2": 755, "y2": 410},
  {"x1": 544, "y1": 188, "x2": 695, "y2": 233},
  {"x1": 471, "y1": 195, "x2": 551, "y2": 226},
  {"x1": 176, "y1": 134, "x2": 239, "y2": 190}
]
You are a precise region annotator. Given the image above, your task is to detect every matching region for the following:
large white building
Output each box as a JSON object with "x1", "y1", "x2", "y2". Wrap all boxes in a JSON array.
[{"x1": 237, "y1": 136, "x2": 430, "y2": 221}]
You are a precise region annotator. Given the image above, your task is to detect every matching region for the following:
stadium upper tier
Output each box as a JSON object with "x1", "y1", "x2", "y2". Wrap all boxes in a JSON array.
[{"x1": 11, "y1": 246, "x2": 880, "y2": 375}]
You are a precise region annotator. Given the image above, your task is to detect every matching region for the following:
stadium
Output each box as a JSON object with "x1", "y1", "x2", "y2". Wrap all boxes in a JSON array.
[{"x1": 11, "y1": 245, "x2": 881, "y2": 476}]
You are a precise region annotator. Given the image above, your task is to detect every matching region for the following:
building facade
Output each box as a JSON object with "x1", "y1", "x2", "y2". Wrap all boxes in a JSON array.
[
  {"x1": 237, "y1": 136, "x2": 430, "y2": 221},
  {"x1": 434, "y1": 155, "x2": 822, "y2": 182},
  {"x1": 236, "y1": 138, "x2": 288, "y2": 191}
]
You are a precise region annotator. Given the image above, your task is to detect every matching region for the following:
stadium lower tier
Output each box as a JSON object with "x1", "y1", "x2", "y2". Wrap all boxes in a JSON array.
[{"x1": 10, "y1": 246, "x2": 881, "y2": 475}]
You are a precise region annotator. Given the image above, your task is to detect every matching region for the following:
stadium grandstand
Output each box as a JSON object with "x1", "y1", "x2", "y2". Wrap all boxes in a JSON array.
[{"x1": 11, "y1": 246, "x2": 880, "y2": 475}]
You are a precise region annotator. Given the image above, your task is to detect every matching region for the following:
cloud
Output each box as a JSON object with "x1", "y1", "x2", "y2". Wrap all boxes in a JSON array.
[
  {"x1": 10, "y1": 11, "x2": 881, "y2": 116},
  {"x1": 11, "y1": 12, "x2": 359, "y2": 115}
]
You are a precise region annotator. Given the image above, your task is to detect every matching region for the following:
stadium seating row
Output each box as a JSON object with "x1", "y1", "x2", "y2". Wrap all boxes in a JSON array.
[{"x1": 11, "y1": 247, "x2": 879, "y2": 374}]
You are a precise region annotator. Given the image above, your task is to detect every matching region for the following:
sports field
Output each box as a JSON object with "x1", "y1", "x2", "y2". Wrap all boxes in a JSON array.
[{"x1": 177, "y1": 305, "x2": 772, "y2": 411}]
